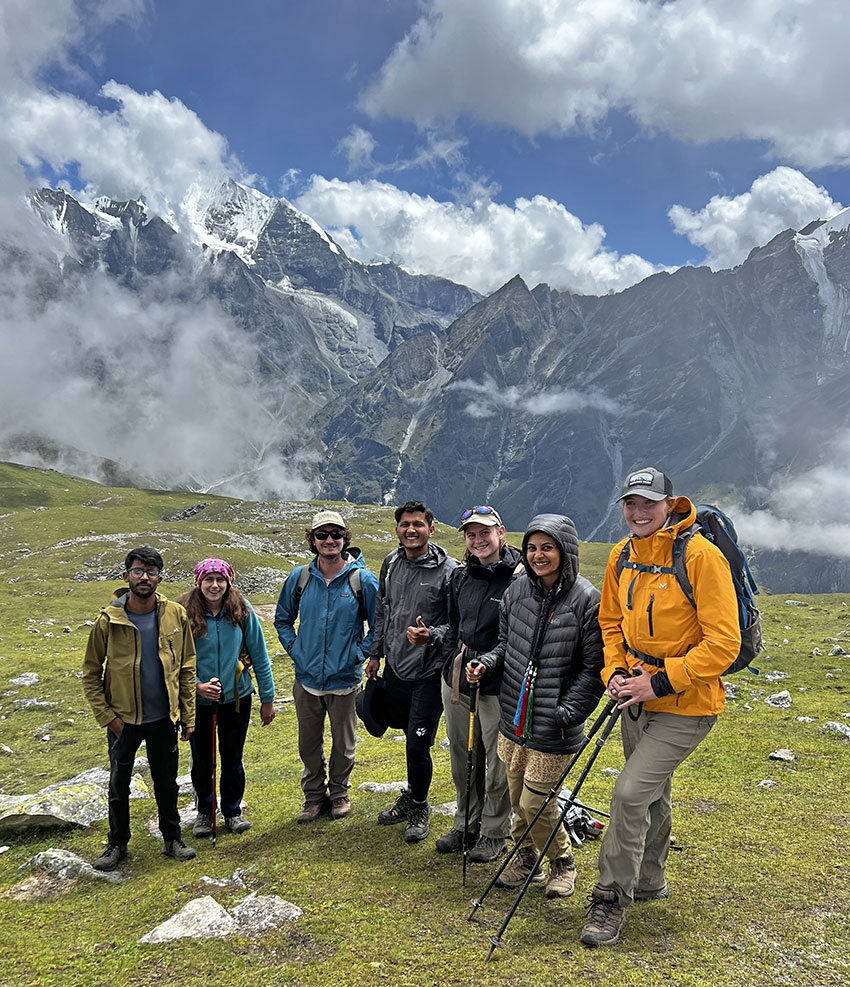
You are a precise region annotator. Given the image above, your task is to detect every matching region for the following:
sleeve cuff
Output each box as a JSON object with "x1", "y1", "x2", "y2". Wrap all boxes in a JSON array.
[{"x1": 650, "y1": 671, "x2": 676, "y2": 698}]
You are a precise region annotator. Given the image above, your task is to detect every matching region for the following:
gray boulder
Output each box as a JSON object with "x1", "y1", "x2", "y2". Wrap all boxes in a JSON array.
[
  {"x1": 231, "y1": 892, "x2": 303, "y2": 930},
  {"x1": 823, "y1": 721, "x2": 850, "y2": 740},
  {"x1": 139, "y1": 896, "x2": 236, "y2": 943},
  {"x1": 18, "y1": 848, "x2": 121, "y2": 883}
]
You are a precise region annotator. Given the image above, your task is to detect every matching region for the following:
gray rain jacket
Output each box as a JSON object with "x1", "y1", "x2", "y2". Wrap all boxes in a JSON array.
[
  {"x1": 480, "y1": 514, "x2": 604, "y2": 754},
  {"x1": 370, "y1": 543, "x2": 458, "y2": 682}
]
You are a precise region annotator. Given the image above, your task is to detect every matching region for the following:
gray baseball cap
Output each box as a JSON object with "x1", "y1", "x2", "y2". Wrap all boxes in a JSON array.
[{"x1": 616, "y1": 468, "x2": 673, "y2": 502}]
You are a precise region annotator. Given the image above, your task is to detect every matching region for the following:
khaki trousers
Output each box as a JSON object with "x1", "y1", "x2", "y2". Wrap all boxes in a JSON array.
[
  {"x1": 293, "y1": 680, "x2": 358, "y2": 801},
  {"x1": 441, "y1": 679, "x2": 511, "y2": 839},
  {"x1": 503, "y1": 755, "x2": 571, "y2": 861},
  {"x1": 597, "y1": 708, "x2": 716, "y2": 905}
]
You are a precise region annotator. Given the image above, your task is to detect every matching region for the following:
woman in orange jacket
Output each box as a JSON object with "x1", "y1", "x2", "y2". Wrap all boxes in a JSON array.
[{"x1": 580, "y1": 468, "x2": 740, "y2": 947}]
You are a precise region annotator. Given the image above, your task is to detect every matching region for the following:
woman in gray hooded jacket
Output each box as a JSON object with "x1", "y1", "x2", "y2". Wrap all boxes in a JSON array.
[{"x1": 467, "y1": 513, "x2": 604, "y2": 898}]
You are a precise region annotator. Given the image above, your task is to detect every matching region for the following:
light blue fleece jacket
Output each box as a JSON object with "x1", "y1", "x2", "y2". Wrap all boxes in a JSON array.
[
  {"x1": 194, "y1": 601, "x2": 275, "y2": 706},
  {"x1": 274, "y1": 549, "x2": 378, "y2": 692}
]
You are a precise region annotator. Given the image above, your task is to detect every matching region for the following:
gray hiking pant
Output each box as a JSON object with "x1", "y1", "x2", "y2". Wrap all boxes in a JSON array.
[
  {"x1": 441, "y1": 678, "x2": 511, "y2": 839},
  {"x1": 597, "y1": 708, "x2": 716, "y2": 906},
  {"x1": 293, "y1": 680, "x2": 358, "y2": 801}
]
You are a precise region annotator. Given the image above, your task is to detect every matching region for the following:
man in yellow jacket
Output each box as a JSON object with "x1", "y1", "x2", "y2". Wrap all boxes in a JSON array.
[
  {"x1": 581, "y1": 468, "x2": 740, "y2": 947},
  {"x1": 82, "y1": 546, "x2": 197, "y2": 871}
]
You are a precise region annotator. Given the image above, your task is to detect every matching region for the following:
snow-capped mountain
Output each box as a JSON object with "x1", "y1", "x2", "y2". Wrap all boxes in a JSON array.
[{"x1": 9, "y1": 182, "x2": 850, "y2": 590}]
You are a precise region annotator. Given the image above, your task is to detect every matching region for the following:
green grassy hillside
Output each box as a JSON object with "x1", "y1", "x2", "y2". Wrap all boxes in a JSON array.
[{"x1": 0, "y1": 462, "x2": 847, "y2": 986}]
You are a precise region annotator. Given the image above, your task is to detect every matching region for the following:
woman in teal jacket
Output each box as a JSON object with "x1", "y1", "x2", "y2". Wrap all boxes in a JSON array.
[{"x1": 179, "y1": 558, "x2": 275, "y2": 836}]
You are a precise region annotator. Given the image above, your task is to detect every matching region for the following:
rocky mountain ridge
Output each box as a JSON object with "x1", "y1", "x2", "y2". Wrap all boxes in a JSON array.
[{"x1": 9, "y1": 183, "x2": 850, "y2": 590}]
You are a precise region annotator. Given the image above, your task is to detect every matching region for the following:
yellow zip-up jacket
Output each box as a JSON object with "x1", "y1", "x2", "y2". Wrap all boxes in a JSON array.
[
  {"x1": 82, "y1": 590, "x2": 196, "y2": 728},
  {"x1": 599, "y1": 497, "x2": 740, "y2": 716}
]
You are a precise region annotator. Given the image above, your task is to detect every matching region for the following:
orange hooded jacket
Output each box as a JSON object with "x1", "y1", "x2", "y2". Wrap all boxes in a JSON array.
[{"x1": 599, "y1": 496, "x2": 741, "y2": 716}]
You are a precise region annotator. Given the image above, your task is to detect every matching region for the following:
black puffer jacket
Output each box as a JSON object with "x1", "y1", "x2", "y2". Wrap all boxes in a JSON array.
[
  {"x1": 443, "y1": 544, "x2": 524, "y2": 697},
  {"x1": 480, "y1": 514, "x2": 604, "y2": 754}
]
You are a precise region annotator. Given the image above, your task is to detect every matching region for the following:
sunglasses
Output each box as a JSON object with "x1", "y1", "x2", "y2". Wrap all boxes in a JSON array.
[
  {"x1": 313, "y1": 528, "x2": 345, "y2": 541},
  {"x1": 460, "y1": 505, "x2": 501, "y2": 523}
]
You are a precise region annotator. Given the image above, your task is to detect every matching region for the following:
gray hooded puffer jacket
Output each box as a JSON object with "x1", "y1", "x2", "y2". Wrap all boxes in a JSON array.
[{"x1": 479, "y1": 513, "x2": 604, "y2": 754}]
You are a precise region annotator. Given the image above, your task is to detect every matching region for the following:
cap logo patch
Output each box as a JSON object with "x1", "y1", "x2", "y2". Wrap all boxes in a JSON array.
[{"x1": 628, "y1": 471, "x2": 655, "y2": 486}]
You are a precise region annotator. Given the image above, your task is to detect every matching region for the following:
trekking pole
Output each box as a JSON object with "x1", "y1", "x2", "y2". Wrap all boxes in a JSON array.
[
  {"x1": 468, "y1": 697, "x2": 617, "y2": 923},
  {"x1": 484, "y1": 702, "x2": 623, "y2": 961},
  {"x1": 210, "y1": 678, "x2": 220, "y2": 848},
  {"x1": 462, "y1": 659, "x2": 481, "y2": 887}
]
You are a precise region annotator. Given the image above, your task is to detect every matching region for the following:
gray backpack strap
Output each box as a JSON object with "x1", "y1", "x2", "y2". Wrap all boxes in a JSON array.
[
  {"x1": 347, "y1": 567, "x2": 368, "y2": 626},
  {"x1": 293, "y1": 566, "x2": 311, "y2": 616}
]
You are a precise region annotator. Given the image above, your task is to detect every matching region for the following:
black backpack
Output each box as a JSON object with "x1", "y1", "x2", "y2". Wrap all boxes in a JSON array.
[{"x1": 616, "y1": 504, "x2": 762, "y2": 675}]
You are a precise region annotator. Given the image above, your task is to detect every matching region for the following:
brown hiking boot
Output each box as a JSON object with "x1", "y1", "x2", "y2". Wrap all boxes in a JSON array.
[
  {"x1": 544, "y1": 855, "x2": 577, "y2": 898},
  {"x1": 495, "y1": 845, "x2": 545, "y2": 888},
  {"x1": 330, "y1": 797, "x2": 351, "y2": 820},
  {"x1": 580, "y1": 885, "x2": 626, "y2": 946},
  {"x1": 296, "y1": 799, "x2": 326, "y2": 823}
]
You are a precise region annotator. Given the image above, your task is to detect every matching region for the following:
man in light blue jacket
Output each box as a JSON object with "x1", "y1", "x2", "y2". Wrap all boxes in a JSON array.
[{"x1": 275, "y1": 511, "x2": 378, "y2": 822}]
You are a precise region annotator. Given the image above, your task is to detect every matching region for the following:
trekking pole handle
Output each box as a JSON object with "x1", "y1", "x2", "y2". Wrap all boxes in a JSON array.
[{"x1": 467, "y1": 660, "x2": 480, "y2": 746}]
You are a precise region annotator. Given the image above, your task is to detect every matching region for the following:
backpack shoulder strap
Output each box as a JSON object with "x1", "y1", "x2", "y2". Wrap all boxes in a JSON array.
[
  {"x1": 615, "y1": 541, "x2": 631, "y2": 578},
  {"x1": 292, "y1": 565, "x2": 311, "y2": 617},
  {"x1": 671, "y1": 524, "x2": 700, "y2": 609},
  {"x1": 347, "y1": 567, "x2": 367, "y2": 625}
]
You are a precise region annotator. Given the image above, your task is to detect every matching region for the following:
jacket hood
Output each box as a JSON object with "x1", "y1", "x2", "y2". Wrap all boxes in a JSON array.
[{"x1": 522, "y1": 514, "x2": 580, "y2": 594}]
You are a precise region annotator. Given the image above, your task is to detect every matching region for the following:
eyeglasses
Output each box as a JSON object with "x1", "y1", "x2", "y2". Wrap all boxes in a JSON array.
[
  {"x1": 460, "y1": 506, "x2": 502, "y2": 523},
  {"x1": 127, "y1": 567, "x2": 161, "y2": 577},
  {"x1": 313, "y1": 529, "x2": 345, "y2": 541}
]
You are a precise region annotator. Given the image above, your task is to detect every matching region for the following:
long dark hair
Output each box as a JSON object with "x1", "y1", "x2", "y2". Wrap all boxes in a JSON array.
[{"x1": 177, "y1": 585, "x2": 249, "y2": 639}]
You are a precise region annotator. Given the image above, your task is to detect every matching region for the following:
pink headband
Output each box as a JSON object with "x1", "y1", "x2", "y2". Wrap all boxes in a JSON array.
[{"x1": 194, "y1": 558, "x2": 234, "y2": 587}]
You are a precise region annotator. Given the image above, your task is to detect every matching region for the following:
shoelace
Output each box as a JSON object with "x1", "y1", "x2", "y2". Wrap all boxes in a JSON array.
[{"x1": 585, "y1": 893, "x2": 620, "y2": 921}]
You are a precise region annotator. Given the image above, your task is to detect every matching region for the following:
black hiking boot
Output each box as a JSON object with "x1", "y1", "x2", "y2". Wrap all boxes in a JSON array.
[
  {"x1": 403, "y1": 800, "x2": 430, "y2": 843},
  {"x1": 377, "y1": 789, "x2": 413, "y2": 825},
  {"x1": 92, "y1": 843, "x2": 128, "y2": 871},
  {"x1": 435, "y1": 828, "x2": 477, "y2": 854},
  {"x1": 161, "y1": 839, "x2": 197, "y2": 862}
]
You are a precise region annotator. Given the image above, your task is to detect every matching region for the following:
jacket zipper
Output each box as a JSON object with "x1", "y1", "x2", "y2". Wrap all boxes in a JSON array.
[{"x1": 646, "y1": 594, "x2": 655, "y2": 637}]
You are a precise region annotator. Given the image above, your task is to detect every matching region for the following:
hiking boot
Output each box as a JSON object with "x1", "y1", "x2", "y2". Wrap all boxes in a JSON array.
[
  {"x1": 161, "y1": 839, "x2": 197, "y2": 862},
  {"x1": 296, "y1": 799, "x2": 326, "y2": 824},
  {"x1": 634, "y1": 883, "x2": 669, "y2": 901},
  {"x1": 92, "y1": 843, "x2": 128, "y2": 871},
  {"x1": 468, "y1": 835, "x2": 507, "y2": 863},
  {"x1": 330, "y1": 797, "x2": 351, "y2": 820},
  {"x1": 495, "y1": 845, "x2": 545, "y2": 888},
  {"x1": 580, "y1": 886, "x2": 627, "y2": 946},
  {"x1": 435, "y1": 828, "x2": 476, "y2": 854},
  {"x1": 192, "y1": 813, "x2": 213, "y2": 837},
  {"x1": 403, "y1": 800, "x2": 430, "y2": 843},
  {"x1": 224, "y1": 814, "x2": 252, "y2": 834},
  {"x1": 377, "y1": 789, "x2": 413, "y2": 825},
  {"x1": 545, "y1": 855, "x2": 577, "y2": 898}
]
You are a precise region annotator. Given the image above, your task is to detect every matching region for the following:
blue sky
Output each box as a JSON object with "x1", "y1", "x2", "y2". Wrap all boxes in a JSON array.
[{"x1": 6, "y1": 0, "x2": 850, "y2": 295}]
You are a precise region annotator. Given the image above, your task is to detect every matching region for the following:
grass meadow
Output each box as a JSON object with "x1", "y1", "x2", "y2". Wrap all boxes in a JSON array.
[{"x1": 0, "y1": 462, "x2": 847, "y2": 986}]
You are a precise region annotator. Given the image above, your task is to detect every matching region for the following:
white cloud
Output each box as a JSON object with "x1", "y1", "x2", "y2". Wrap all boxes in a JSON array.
[
  {"x1": 360, "y1": 0, "x2": 850, "y2": 168},
  {"x1": 453, "y1": 377, "x2": 618, "y2": 419},
  {"x1": 9, "y1": 82, "x2": 249, "y2": 221},
  {"x1": 0, "y1": 0, "x2": 312, "y2": 501},
  {"x1": 669, "y1": 167, "x2": 844, "y2": 269},
  {"x1": 337, "y1": 126, "x2": 377, "y2": 171},
  {"x1": 295, "y1": 176, "x2": 660, "y2": 294},
  {"x1": 733, "y1": 433, "x2": 850, "y2": 559}
]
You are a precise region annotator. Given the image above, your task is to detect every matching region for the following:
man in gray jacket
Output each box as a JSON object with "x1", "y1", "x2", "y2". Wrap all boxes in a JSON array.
[{"x1": 366, "y1": 500, "x2": 458, "y2": 843}]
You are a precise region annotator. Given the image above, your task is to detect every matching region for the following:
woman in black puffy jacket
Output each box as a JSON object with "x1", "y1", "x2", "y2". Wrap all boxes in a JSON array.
[
  {"x1": 468, "y1": 513, "x2": 603, "y2": 898},
  {"x1": 436, "y1": 505, "x2": 522, "y2": 864}
]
